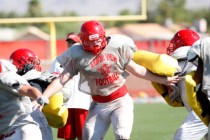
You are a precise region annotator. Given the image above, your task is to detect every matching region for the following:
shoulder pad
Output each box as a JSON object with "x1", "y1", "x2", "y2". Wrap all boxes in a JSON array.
[
  {"x1": 22, "y1": 69, "x2": 42, "y2": 80},
  {"x1": 39, "y1": 71, "x2": 57, "y2": 83},
  {"x1": 0, "y1": 71, "x2": 29, "y2": 94}
]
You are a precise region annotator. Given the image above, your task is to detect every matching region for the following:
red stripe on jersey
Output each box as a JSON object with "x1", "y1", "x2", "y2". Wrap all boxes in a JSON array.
[{"x1": 92, "y1": 85, "x2": 127, "y2": 103}]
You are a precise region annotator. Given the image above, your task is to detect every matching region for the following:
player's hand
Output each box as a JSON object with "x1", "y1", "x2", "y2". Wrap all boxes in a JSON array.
[
  {"x1": 34, "y1": 96, "x2": 49, "y2": 111},
  {"x1": 32, "y1": 100, "x2": 43, "y2": 111},
  {"x1": 166, "y1": 75, "x2": 180, "y2": 85}
]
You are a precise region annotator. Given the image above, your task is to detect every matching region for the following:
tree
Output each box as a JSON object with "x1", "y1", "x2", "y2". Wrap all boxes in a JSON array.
[
  {"x1": 155, "y1": 0, "x2": 187, "y2": 24},
  {"x1": 27, "y1": 0, "x2": 43, "y2": 17},
  {"x1": 114, "y1": 9, "x2": 138, "y2": 27}
]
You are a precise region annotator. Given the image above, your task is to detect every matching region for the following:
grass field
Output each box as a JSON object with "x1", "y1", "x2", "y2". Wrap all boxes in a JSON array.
[{"x1": 52, "y1": 103, "x2": 188, "y2": 140}]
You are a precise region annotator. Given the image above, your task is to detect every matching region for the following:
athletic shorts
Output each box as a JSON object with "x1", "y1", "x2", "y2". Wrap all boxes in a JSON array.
[{"x1": 57, "y1": 108, "x2": 88, "y2": 139}]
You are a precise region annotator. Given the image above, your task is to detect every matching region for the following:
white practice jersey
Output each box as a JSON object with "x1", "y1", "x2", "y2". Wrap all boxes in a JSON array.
[
  {"x1": 189, "y1": 37, "x2": 210, "y2": 92},
  {"x1": 171, "y1": 46, "x2": 208, "y2": 140},
  {"x1": 171, "y1": 46, "x2": 197, "y2": 111},
  {"x1": 57, "y1": 34, "x2": 136, "y2": 96},
  {"x1": 50, "y1": 56, "x2": 91, "y2": 110},
  {"x1": 0, "y1": 72, "x2": 37, "y2": 135}
]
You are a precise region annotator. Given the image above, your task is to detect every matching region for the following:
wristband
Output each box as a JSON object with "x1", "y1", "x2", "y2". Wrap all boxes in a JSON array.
[{"x1": 37, "y1": 96, "x2": 49, "y2": 106}]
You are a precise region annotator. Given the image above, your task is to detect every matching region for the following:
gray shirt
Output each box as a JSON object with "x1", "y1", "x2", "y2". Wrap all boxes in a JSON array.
[
  {"x1": 188, "y1": 37, "x2": 210, "y2": 92},
  {"x1": 57, "y1": 34, "x2": 136, "y2": 96}
]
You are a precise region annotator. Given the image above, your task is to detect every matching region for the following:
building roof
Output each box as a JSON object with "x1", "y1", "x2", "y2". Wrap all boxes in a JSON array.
[
  {"x1": 15, "y1": 26, "x2": 49, "y2": 40},
  {"x1": 105, "y1": 27, "x2": 126, "y2": 36},
  {"x1": 0, "y1": 23, "x2": 178, "y2": 41},
  {"x1": 106, "y1": 23, "x2": 175, "y2": 40},
  {"x1": 0, "y1": 26, "x2": 49, "y2": 41}
]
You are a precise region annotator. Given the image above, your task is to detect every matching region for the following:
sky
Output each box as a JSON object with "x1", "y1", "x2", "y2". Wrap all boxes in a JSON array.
[
  {"x1": 0, "y1": 0, "x2": 139, "y2": 16},
  {"x1": 0, "y1": 0, "x2": 210, "y2": 16}
]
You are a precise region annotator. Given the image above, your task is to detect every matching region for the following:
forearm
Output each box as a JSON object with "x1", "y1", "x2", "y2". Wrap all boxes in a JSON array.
[
  {"x1": 19, "y1": 85, "x2": 42, "y2": 99},
  {"x1": 19, "y1": 85, "x2": 49, "y2": 106},
  {"x1": 137, "y1": 68, "x2": 168, "y2": 84},
  {"x1": 128, "y1": 64, "x2": 167, "y2": 84},
  {"x1": 126, "y1": 60, "x2": 178, "y2": 85},
  {"x1": 42, "y1": 77, "x2": 64, "y2": 98}
]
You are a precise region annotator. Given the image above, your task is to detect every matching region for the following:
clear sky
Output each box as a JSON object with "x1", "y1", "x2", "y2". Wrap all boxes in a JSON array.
[
  {"x1": 0, "y1": 0, "x2": 139, "y2": 16},
  {"x1": 0, "y1": 0, "x2": 210, "y2": 16}
]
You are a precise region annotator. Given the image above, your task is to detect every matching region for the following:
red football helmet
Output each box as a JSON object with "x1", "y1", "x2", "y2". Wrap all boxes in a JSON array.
[
  {"x1": 66, "y1": 32, "x2": 82, "y2": 44},
  {"x1": 79, "y1": 20, "x2": 107, "y2": 54},
  {"x1": 167, "y1": 29, "x2": 200, "y2": 55},
  {"x1": 9, "y1": 48, "x2": 41, "y2": 75}
]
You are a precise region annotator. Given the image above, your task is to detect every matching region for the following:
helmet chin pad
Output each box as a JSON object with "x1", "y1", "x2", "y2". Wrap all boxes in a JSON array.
[
  {"x1": 83, "y1": 45, "x2": 104, "y2": 55},
  {"x1": 82, "y1": 36, "x2": 106, "y2": 54}
]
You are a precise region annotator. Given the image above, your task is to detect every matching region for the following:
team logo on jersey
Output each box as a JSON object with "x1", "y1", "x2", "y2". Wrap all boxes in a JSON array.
[
  {"x1": 90, "y1": 53, "x2": 119, "y2": 86},
  {"x1": 97, "y1": 64, "x2": 111, "y2": 77},
  {"x1": 90, "y1": 53, "x2": 117, "y2": 69}
]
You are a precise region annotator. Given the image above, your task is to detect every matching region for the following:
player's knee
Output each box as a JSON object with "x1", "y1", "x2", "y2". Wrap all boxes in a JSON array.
[{"x1": 114, "y1": 129, "x2": 131, "y2": 140}]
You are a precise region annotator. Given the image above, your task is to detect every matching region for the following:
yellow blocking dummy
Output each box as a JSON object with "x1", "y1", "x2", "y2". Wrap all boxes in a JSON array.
[
  {"x1": 133, "y1": 50, "x2": 178, "y2": 76},
  {"x1": 151, "y1": 82, "x2": 184, "y2": 107},
  {"x1": 184, "y1": 72, "x2": 209, "y2": 126},
  {"x1": 42, "y1": 92, "x2": 68, "y2": 128},
  {"x1": 133, "y1": 50, "x2": 183, "y2": 107}
]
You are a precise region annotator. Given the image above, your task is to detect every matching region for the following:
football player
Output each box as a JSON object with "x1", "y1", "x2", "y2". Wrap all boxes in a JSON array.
[
  {"x1": 50, "y1": 33, "x2": 92, "y2": 140},
  {"x1": 42, "y1": 20, "x2": 179, "y2": 140},
  {"x1": 0, "y1": 59, "x2": 47, "y2": 140},
  {"x1": 9, "y1": 48, "x2": 53, "y2": 140},
  {"x1": 167, "y1": 29, "x2": 208, "y2": 140}
]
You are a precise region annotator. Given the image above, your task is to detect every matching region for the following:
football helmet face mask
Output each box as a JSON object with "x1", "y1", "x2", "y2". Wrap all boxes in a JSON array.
[
  {"x1": 167, "y1": 29, "x2": 200, "y2": 55},
  {"x1": 9, "y1": 48, "x2": 41, "y2": 75},
  {"x1": 79, "y1": 20, "x2": 107, "y2": 55}
]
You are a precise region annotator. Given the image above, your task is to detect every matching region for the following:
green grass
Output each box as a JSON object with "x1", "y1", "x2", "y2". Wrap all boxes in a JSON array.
[{"x1": 52, "y1": 103, "x2": 188, "y2": 140}]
